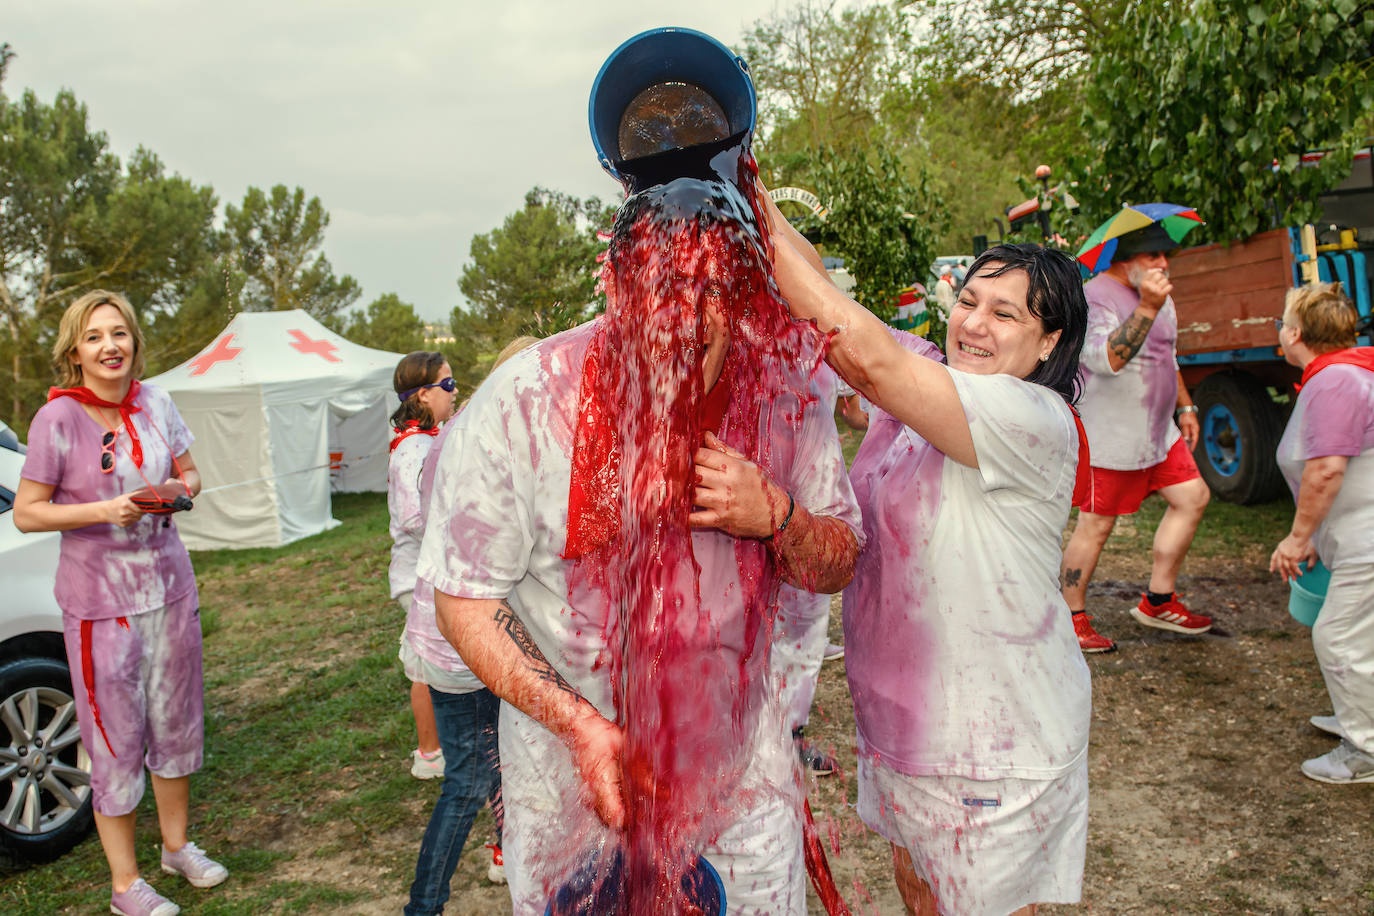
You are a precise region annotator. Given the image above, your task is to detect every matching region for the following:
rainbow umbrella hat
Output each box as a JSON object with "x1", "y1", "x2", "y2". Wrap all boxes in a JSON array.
[{"x1": 1076, "y1": 203, "x2": 1204, "y2": 273}]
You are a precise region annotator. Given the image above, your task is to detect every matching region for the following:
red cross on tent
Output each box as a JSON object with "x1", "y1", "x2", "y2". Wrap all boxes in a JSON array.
[
  {"x1": 287, "y1": 329, "x2": 341, "y2": 363},
  {"x1": 188, "y1": 333, "x2": 243, "y2": 376}
]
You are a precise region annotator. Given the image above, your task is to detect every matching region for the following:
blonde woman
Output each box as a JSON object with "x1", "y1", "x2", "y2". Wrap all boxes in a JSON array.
[
  {"x1": 15, "y1": 290, "x2": 225, "y2": 916},
  {"x1": 1270, "y1": 282, "x2": 1374, "y2": 784}
]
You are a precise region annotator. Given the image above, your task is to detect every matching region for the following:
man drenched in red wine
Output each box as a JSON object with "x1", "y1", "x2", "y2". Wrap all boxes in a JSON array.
[{"x1": 418, "y1": 169, "x2": 861, "y2": 915}]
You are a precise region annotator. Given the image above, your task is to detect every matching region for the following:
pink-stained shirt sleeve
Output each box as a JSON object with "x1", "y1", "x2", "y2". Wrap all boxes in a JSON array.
[
  {"x1": 950, "y1": 370, "x2": 1077, "y2": 499},
  {"x1": 1290, "y1": 365, "x2": 1374, "y2": 460},
  {"x1": 20, "y1": 402, "x2": 67, "y2": 487},
  {"x1": 418, "y1": 367, "x2": 537, "y2": 602}
]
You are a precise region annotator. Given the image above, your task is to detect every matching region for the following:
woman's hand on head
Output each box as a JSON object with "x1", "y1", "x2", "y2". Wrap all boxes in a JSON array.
[
  {"x1": 689, "y1": 432, "x2": 785, "y2": 539},
  {"x1": 105, "y1": 494, "x2": 146, "y2": 528}
]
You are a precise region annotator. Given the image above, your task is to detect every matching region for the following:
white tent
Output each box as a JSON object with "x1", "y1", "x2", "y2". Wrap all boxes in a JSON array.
[{"x1": 146, "y1": 310, "x2": 404, "y2": 550}]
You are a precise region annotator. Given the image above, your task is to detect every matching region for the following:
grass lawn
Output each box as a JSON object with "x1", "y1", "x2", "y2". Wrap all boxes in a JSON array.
[
  {"x1": 0, "y1": 448, "x2": 1312, "y2": 913},
  {"x1": 1, "y1": 493, "x2": 456, "y2": 914}
]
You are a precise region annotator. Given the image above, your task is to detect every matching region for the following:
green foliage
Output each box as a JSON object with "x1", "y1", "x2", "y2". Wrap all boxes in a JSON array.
[
  {"x1": 744, "y1": 0, "x2": 913, "y2": 161},
  {"x1": 1081, "y1": 0, "x2": 1374, "y2": 243},
  {"x1": 799, "y1": 147, "x2": 949, "y2": 321},
  {"x1": 339, "y1": 292, "x2": 427, "y2": 354},
  {"x1": 0, "y1": 84, "x2": 218, "y2": 434},
  {"x1": 909, "y1": 0, "x2": 1128, "y2": 86},
  {"x1": 223, "y1": 184, "x2": 361, "y2": 323},
  {"x1": 451, "y1": 187, "x2": 613, "y2": 390}
]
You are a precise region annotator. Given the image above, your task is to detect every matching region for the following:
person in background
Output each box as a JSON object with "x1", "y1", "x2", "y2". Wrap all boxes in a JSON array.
[
  {"x1": 934, "y1": 264, "x2": 958, "y2": 318},
  {"x1": 389, "y1": 352, "x2": 459, "y2": 780},
  {"x1": 767, "y1": 186, "x2": 1093, "y2": 915},
  {"x1": 15, "y1": 290, "x2": 227, "y2": 916},
  {"x1": 1061, "y1": 225, "x2": 1212, "y2": 653},
  {"x1": 1269, "y1": 282, "x2": 1374, "y2": 784},
  {"x1": 402, "y1": 336, "x2": 539, "y2": 915}
]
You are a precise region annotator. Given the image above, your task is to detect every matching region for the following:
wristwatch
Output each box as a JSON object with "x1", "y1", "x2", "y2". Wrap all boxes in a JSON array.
[{"x1": 1175, "y1": 405, "x2": 1198, "y2": 417}]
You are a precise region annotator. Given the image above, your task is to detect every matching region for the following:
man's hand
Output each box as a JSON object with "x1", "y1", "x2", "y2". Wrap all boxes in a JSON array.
[
  {"x1": 689, "y1": 432, "x2": 784, "y2": 539},
  {"x1": 1177, "y1": 411, "x2": 1200, "y2": 450},
  {"x1": 1270, "y1": 533, "x2": 1318, "y2": 582},
  {"x1": 1137, "y1": 267, "x2": 1172, "y2": 312},
  {"x1": 567, "y1": 710, "x2": 626, "y2": 830}
]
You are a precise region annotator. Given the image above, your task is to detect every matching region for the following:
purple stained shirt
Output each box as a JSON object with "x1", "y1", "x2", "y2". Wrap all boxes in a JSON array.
[
  {"x1": 1077, "y1": 273, "x2": 1181, "y2": 470},
  {"x1": 20, "y1": 384, "x2": 198, "y2": 621},
  {"x1": 1276, "y1": 363, "x2": 1374, "y2": 568},
  {"x1": 843, "y1": 329, "x2": 1091, "y2": 780}
]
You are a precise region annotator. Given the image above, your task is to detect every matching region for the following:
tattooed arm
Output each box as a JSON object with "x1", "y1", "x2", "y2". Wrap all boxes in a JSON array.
[
  {"x1": 435, "y1": 592, "x2": 625, "y2": 828},
  {"x1": 1105, "y1": 268, "x2": 1172, "y2": 372}
]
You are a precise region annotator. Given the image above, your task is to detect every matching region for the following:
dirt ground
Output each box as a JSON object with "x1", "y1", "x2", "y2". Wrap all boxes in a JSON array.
[
  {"x1": 289, "y1": 547, "x2": 1374, "y2": 915},
  {"x1": 804, "y1": 552, "x2": 1374, "y2": 916}
]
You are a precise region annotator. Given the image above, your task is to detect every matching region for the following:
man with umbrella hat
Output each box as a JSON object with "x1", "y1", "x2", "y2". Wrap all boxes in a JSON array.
[{"x1": 1063, "y1": 206, "x2": 1214, "y2": 653}]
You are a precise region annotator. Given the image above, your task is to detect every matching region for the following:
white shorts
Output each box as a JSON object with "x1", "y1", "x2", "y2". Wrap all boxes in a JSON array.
[{"x1": 858, "y1": 756, "x2": 1087, "y2": 916}]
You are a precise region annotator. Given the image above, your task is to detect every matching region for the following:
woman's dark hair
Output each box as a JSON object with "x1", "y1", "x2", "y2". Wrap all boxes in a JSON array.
[
  {"x1": 960, "y1": 243, "x2": 1088, "y2": 403},
  {"x1": 390, "y1": 351, "x2": 447, "y2": 429}
]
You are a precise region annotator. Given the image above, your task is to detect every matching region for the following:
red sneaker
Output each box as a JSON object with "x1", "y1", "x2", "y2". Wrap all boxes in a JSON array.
[
  {"x1": 1072, "y1": 612, "x2": 1116, "y2": 653},
  {"x1": 1131, "y1": 593, "x2": 1212, "y2": 634}
]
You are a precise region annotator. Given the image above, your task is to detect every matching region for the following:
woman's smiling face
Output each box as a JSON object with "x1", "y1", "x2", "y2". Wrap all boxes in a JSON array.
[
  {"x1": 74, "y1": 304, "x2": 135, "y2": 387},
  {"x1": 946, "y1": 265, "x2": 1060, "y2": 379}
]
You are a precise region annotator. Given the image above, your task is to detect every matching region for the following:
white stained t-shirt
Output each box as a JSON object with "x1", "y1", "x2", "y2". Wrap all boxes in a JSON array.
[
  {"x1": 844, "y1": 333, "x2": 1092, "y2": 780},
  {"x1": 387, "y1": 431, "x2": 431, "y2": 599},
  {"x1": 1277, "y1": 363, "x2": 1374, "y2": 570},
  {"x1": 416, "y1": 321, "x2": 863, "y2": 806},
  {"x1": 1077, "y1": 273, "x2": 1181, "y2": 470}
]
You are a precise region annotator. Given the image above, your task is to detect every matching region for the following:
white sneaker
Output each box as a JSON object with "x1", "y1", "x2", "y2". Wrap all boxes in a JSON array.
[
  {"x1": 1310, "y1": 714, "x2": 1341, "y2": 737},
  {"x1": 160, "y1": 840, "x2": 228, "y2": 888},
  {"x1": 1301, "y1": 740, "x2": 1374, "y2": 784},
  {"x1": 485, "y1": 842, "x2": 506, "y2": 884},
  {"x1": 410, "y1": 748, "x2": 445, "y2": 780},
  {"x1": 822, "y1": 643, "x2": 845, "y2": 662}
]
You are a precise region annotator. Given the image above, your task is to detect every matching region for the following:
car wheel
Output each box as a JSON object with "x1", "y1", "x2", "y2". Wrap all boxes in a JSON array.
[
  {"x1": 1192, "y1": 371, "x2": 1286, "y2": 504},
  {"x1": 0, "y1": 656, "x2": 94, "y2": 865}
]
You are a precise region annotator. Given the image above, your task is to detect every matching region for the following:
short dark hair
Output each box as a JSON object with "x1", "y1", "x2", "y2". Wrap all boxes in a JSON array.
[{"x1": 962, "y1": 243, "x2": 1088, "y2": 403}]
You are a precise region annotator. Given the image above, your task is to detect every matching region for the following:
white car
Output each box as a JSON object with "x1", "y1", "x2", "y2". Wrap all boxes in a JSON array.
[{"x1": 0, "y1": 439, "x2": 94, "y2": 864}]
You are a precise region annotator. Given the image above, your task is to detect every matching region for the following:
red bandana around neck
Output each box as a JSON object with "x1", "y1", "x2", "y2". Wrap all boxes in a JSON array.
[
  {"x1": 390, "y1": 419, "x2": 439, "y2": 453},
  {"x1": 563, "y1": 341, "x2": 735, "y2": 561},
  {"x1": 1297, "y1": 346, "x2": 1374, "y2": 391},
  {"x1": 48, "y1": 379, "x2": 144, "y2": 468}
]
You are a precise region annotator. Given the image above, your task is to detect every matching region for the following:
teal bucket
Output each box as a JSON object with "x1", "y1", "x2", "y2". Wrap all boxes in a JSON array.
[{"x1": 1288, "y1": 559, "x2": 1330, "y2": 627}]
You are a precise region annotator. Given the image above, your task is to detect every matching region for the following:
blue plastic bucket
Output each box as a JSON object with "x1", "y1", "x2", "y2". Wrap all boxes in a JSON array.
[
  {"x1": 588, "y1": 26, "x2": 756, "y2": 184},
  {"x1": 544, "y1": 849, "x2": 725, "y2": 916},
  {"x1": 1288, "y1": 559, "x2": 1330, "y2": 627}
]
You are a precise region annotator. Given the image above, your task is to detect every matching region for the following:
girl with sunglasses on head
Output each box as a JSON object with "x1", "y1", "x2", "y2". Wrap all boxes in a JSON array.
[
  {"x1": 14, "y1": 290, "x2": 225, "y2": 916},
  {"x1": 389, "y1": 351, "x2": 460, "y2": 781}
]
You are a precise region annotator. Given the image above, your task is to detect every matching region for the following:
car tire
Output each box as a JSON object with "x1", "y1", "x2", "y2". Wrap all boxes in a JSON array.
[
  {"x1": 1192, "y1": 371, "x2": 1286, "y2": 504},
  {"x1": 0, "y1": 656, "x2": 95, "y2": 866}
]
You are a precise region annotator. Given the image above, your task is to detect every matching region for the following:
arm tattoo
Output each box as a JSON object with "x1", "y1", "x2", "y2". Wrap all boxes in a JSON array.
[
  {"x1": 1107, "y1": 311, "x2": 1156, "y2": 364},
  {"x1": 492, "y1": 600, "x2": 580, "y2": 699}
]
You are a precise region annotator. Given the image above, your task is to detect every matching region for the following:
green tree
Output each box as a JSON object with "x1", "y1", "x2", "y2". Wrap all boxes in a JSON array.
[
  {"x1": 801, "y1": 146, "x2": 949, "y2": 321},
  {"x1": 451, "y1": 187, "x2": 613, "y2": 388},
  {"x1": 224, "y1": 184, "x2": 361, "y2": 323},
  {"x1": 743, "y1": 0, "x2": 913, "y2": 164},
  {"x1": 1080, "y1": 0, "x2": 1374, "y2": 243},
  {"x1": 0, "y1": 81, "x2": 217, "y2": 431},
  {"x1": 340, "y1": 292, "x2": 427, "y2": 354}
]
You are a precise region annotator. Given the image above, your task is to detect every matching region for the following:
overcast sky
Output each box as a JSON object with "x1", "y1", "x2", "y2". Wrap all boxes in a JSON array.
[{"x1": 6, "y1": 0, "x2": 792, "y2": 320}]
